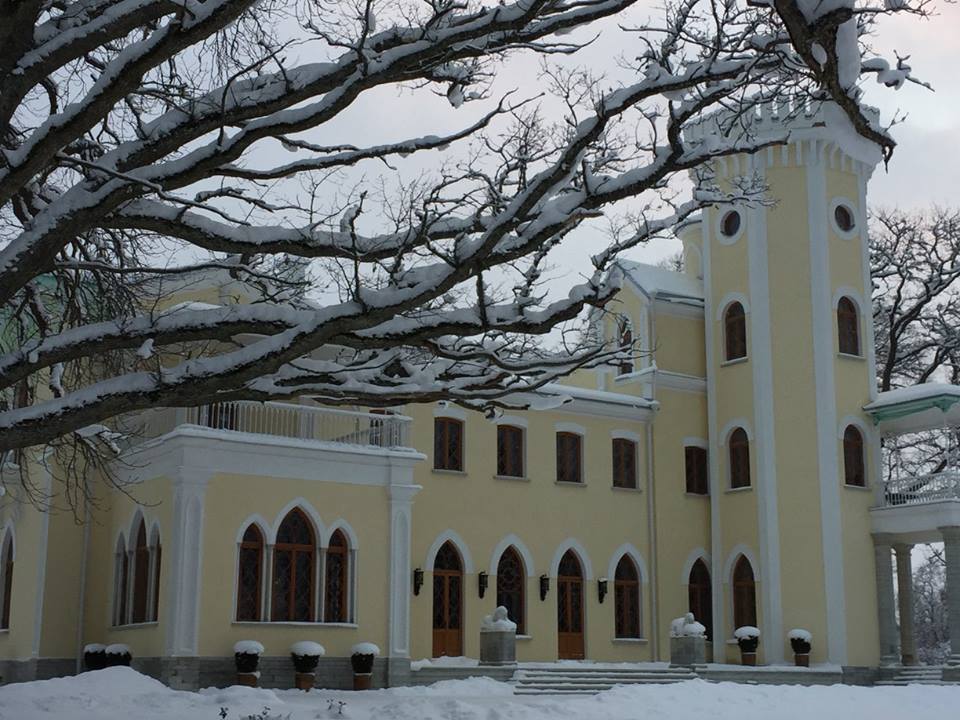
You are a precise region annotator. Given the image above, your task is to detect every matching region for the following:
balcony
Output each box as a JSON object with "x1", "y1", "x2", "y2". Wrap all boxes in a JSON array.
[
  {"x1": 138, "y1": 401, "x2": 414, "y2": 452},
  {"x1": 883, "y1": 471, "x2": 960, "y2": 508}
]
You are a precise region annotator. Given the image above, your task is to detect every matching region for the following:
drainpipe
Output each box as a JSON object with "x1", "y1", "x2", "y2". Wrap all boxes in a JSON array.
[
  {"x1": 74, "y1": 481, "x2": 92, "y2": 674},
  {"x1": 646, "y1": 422, "x2": 659, "y2": 660}
]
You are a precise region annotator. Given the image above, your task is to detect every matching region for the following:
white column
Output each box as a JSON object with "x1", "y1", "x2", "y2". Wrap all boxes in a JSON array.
[
  {"x1": 940, "y1": 526, "x2": 960, "y2": 666},
  {"x1": 387, "y1": 481, "x2": 421, "y2": 659},
  {"x1": 164, "y1": 468, "x2": 209, "y2": 657},
  {"x1": 894, "y1": 543, "x2": 916, "y2": 666},
  {"x1": 873, "y1": 535, "x2": 899, "y2": 666}
]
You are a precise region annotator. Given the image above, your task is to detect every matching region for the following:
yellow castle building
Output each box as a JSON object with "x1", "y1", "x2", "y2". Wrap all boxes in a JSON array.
[{"x1": 2, "y1": 106, "x2": 960, "y2": 689}]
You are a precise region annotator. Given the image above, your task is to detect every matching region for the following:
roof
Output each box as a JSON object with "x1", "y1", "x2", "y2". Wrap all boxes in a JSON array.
[
  {"x1": 863, "y1": 383, "x2": 960, "y2": 434},
  {"x1": 615, "y1": 260, "x2": 704, "y2": 308}
]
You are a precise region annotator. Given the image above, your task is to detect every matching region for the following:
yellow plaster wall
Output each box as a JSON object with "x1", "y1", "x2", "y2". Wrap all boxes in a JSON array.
[{"x1": 0, "y1": 481, "x2": 45, "y2": 661}]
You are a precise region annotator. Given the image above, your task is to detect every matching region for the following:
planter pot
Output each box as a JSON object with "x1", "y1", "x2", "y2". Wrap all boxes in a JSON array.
[
  {"x1": 740, "y1": 651, "x2": 757, "y2": 666},
  {"x1": 294, "y1": 672, "x2": 315, "y2": 691},
  {"x1": 105, "y1": 652, "x2": 132, "y2": 667},
  {"x1": 234, "y1": 652, "x2": 260, "y2": 674},
  {"x1": 236, "y1": 672, "x2": 259, "y2": 687},
  {"x1": 351, "y1": 652, "x2": 375, "y2": 675},
  {"x1": 353, "y1": 672, "x2": 372, "y2": 691},
  {"x1": 83, "y1": 650, "x2": 108, "y2": 671},
  {"x1": 794, "y1": 653, "x2": 810, "y2": 667}
]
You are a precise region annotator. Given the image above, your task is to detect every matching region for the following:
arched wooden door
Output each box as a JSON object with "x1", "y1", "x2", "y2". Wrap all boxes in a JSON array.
[
  {"x1": 557, "y1": 550, "x2": 585, "y2": 659},
  {"x1": 688, "y1": 558, "x2": 713, "y2": 640},
  {"x1": 432, "y1": 542, "x2": 463, "y2": 657}
]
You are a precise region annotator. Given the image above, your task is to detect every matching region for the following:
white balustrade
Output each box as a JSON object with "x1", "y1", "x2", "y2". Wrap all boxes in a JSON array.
[{"x1": 883, "y1": 470, "x2": 960, "y2": 507}]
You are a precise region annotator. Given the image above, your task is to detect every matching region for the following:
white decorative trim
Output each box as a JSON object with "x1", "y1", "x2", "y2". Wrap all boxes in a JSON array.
[
  {"x1": 808, "y1": 148, "x2": 848, "y2": 664},
  {"x1": 837, "y1": 415, "x2": 871, "y2": 440},
  {"x1": 489, "y1": 534, "x2": 536, "y2": 578},
  {"x1": 723, "y1": 545, "x2": 760, "y2": 583},
  {"x1": 324, "y1": 519, "x2": 360, "y2": 550},
  {"x1": 715, "y1": 292, "x2": 750, "y2": 322},
  {"x1": 433, "y1": 403, "x2": 468, "y2": 421},
  {"x1": 715, "y1": 207, "x2": 746, "y2": 246},
  {"x1": 554, "y1": 422, "x2": 586, "y2": 436},
  {"x1": 607, "y1": 543, "x2": 648, "y2": 583},
  {"x1": 719, "y1": 418, "x2": 754, "y2": 444},
  {"x1": 747, "y1": 153, "x2": 784, "y2": 663},
  {"x1": 680, "y1": 548, "x2": 711, "y2": 585},
  {"x1": 492, "y1": 415, "x2": 528, "y2": 429},
  {"x1": 425, "y1": 530, "x2": 475, "y2": 574},
  {"x1": 234, "y1": 514, "x2": 271, "y2": 544},
  {"x1": 549, "y1": 538, "x2": 594, "y2": 580},
  {"x1": 611, "y1": 429, "x2": 641, "y2": 443},
  {"x1": 656, "y1": 371, "x2": 707, "y2": 394},
  {"x1": 829, "y1": 196, "x2": 860, "y2": 240},
  {"x1": 832, "y1": 286, "x2": 867, "y2": 314},
  {"x1": 682, "y1": 437, "x2": 709, "y2": 450},
  {"x1": 654, "y1": 299, "x2": 704, "y2": 319},
  {"x1": 268, "y1": 498, "x2": 325, "y2": 545},
  {"x1": 164, "y1": 469, "x2": 209, "y2": 657}
]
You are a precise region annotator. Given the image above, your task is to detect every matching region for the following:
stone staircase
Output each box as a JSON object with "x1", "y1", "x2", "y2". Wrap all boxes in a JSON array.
[
  {"x1": 513, "y1": 665, "x2": 698, "y2": 695},
  {"x1": 875, "y1": 666, "x2": 950, "y2": 686}
]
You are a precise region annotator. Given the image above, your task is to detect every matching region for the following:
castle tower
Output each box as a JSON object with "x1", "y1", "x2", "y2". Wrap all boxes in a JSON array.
[{"x1": 688, "y1": 104, "x2": 882, "y2": 665}]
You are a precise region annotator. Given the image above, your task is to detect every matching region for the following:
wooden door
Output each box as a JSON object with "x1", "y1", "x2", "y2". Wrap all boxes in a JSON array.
[
  {"x1": 557, "y1": 550, "x2": 585, "y2": 659},
  {"x1": 432, "y1": 542, "x2": 463, "y2": 657}
]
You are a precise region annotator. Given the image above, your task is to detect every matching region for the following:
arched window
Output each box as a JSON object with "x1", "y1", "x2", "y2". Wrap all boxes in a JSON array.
[
  {"x1": 272, "y1": 508, "x2": 316, "y2": 622},
  {"x1": 113, "y1": 535, "x2": 128, "y2": 626},
  {"x1": 557, "y1": 550, "x2": 585, "y2": 659},
  {"x1": 614, "y1": 556, "x2": 641, "y2": 639},
  {"x1": 236, "y1": 524, "x2": 264, "y2": 621},
  {"x1": 131, "y1": 519, "x2": 150, "y2": 624},
  {"x1": 618, "y1": 323, "x2": 634, "y2": 375},
  {"x1": 837, "y1": 297, "x2": 860, "y2": 356},
  {"x1": 497, "y1": 425, "x2": 524, "y2": 478},
  {"x1": 434, "y1": 417, "x2": 464, "y2": 471},
  {"x1": 150, "y1": 528, "x2": 162, "y2": 623},
  {"x1": 612, "y1": 438, "x2": 637, "y2": 489},
  {"x1": 728, "y1": 428, "x2": 751, "y2": 489},
  {"x1": 556, "y1": 432, "x2": 583, "y2": 484},
  {"x1": 433, "y1": 541, "x2": 464, "y2": 657},
  {"x1": 843, "y1": 425, "x2": 866, "y2": 487},
  {"x1": 496, "y1": 547, "x2": 525, "y2": 635},
  {"x1": 688, "y1": 559, "x2": 712, "y2": 640},
  {"x1": 724, "y1": 302, "x2": 747, "y2": 361},
  {"x1": 324, "y1": 530, "x2": 350, "y2": 623},
  {"x1": 0, "y1": 532, "x2": 12, "y2": 630},
  {"x1": 732, "y1": 556, "x2": 757, "y2": 630}
]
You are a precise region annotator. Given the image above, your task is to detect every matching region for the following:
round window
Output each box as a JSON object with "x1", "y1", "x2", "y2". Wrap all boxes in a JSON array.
[
  {"x1": 834, "y1": 204, "x2": 855, "y2": 233},
  {"x1": 720, "y1": 210, "x2": 741, "y2": 238}
]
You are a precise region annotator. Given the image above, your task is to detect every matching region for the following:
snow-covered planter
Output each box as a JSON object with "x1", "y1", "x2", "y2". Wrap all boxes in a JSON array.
[
  {"x1": 233, "y1": 640, "x2": 264, "y2": 686},
  {"x1": 669, "y1": 613, "x2": 707, "y2": 667},
  {"x1": 734, "y1": 626, "x2": 760, "y2": 665},
  {"x1": 788, "y1": 629, "x2": 812, "y2": 666},
  {"x1": 350, "y1": 642, "x2": 380, "y2": 690},
  {"x1": 290, "y1": 641, "x2": 325, "y2": 690},
  {"x1": 83, "y1": 643, "x2": 108, "y2": 671},
  {"x1": 480, "y1": 607, "x2": 517, "y2": 667},
  {"x1": 104, "y1": 644, "x2": 132, "y2": 667}
]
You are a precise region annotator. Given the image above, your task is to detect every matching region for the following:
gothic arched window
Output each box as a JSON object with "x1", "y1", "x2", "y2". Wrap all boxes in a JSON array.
[
  {"x1": 324, "y1": 530, "x2": 350, "y2": 623},
  {"x1": 496, "y1": 547, "x2": 525, "y2": 635},
  {"x1": 132, "y1": 520, "x2": 149, "y2": 624},
  {"x1": 272, "y1": 509, "x2": 316, "y2": 622},
  {"x1": 614, "y1": 556, "x2": 641, "y2": 639},
  {"x1": 732, "y1": 555, "x2": 757, "y2": 630},
  {"x1": 236, "y1": 524, "x2": 264, "y2": 621}
]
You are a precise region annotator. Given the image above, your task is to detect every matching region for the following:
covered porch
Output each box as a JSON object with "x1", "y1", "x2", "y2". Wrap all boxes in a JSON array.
[{"x1": 865, "y1": 384, "x2": 960, "y2": 673}]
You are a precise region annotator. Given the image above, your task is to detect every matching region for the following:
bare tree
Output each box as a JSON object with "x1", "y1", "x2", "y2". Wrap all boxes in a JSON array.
[
  {"x1": 912, "y1": 549, "x2": 950, "y2": 665},
  {"x1": 0, "y1": 0, "x2": 927, "y2": 486}
]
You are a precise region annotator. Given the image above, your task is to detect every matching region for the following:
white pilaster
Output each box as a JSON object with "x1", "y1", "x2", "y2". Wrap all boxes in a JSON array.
[
  {"x1": 746, "y1": 154, "x2": 784, "y2": 663},
  {"x1": 164, "y1": 468, "x2": 209, "y2": 656},
  {"x1": 940, "y1": 526, "x2": 960, "y2": 666},
  {"x1": 894, "y1": 543, "x2": 916, "y2": 666},
  {"x1": 872, "y1": 534, "x2": 899, "y2": 666},
  {"x1": 806, "y1": 142, "x2": 848, "y2": 664},
  {"x1": 387, "y1": 464, "x2": 421, "y2": 659}
]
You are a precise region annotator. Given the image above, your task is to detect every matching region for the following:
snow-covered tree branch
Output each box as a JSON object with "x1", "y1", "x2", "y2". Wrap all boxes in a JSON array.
[{"x1": 0, "y1": 0, "x2": 927, "y2": 463}]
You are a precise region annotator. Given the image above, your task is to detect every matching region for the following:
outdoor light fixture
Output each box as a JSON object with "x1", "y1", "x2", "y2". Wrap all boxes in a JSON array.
[
  {"x1": 413, "y1": 568, "x2": 424, "y2": 596},
  {"x1": 539, "y1": 574, "x2": 550, "y2": 601},
  {"x1": 478, "y1": 571, "x2": 488, "y2": 598},
  {"x1": 597, "y1": 577, "x2": 608, "y2": 604}
]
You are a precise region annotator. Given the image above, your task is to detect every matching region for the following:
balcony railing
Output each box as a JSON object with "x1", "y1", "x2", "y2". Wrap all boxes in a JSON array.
[
  {"x1": 139, "y1": 401, "x2": 413, "y2": 451},
  {"x1": 883, "y1": 470, "x2": 960, "y2": 507}
]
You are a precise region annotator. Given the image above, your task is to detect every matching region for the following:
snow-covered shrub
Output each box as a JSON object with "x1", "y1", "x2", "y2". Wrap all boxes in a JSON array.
[
  {"x1": 233, "y1": 640, "x2": 265, "y2": 674},
  {"x1": 788, "y1": 628, "x2": 812, "y2": 654},
  {"x1": 734, "y1": 626, "x2": 760, "y2": 652},
  {"x1": 290, "y1": 641, "x2": 325, "y2": 673},
  {"x1": 83, "y1": 643, "x2": 107, "y2": 671},
  {"x1": 350, "y1": 642, "x2": 380, "y2": 674},
  {"x1": 481, "y1": 607, "x2": 517, "y2": 633},
  {"x1": 104, "y1": 643, "x2": 132, "y2": 667}
]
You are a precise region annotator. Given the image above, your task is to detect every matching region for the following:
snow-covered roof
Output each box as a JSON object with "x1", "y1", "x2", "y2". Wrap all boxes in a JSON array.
[
  {"x1": 615, "y1": 260, "x2": 704, "y2": 308},
  {"x1": 863, "y1": 383, "x2": 960, "y2": 435},
  {"x1": 536, "y1": 382, "x2": 658, "y2": 422}
]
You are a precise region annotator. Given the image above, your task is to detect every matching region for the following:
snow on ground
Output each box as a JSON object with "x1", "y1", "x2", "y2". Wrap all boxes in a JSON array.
[{"x1": 0, "y1": 667, "x2": 958, "y2": 720}]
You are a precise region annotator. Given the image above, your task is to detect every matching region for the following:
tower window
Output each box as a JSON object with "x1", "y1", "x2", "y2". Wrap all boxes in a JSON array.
[
  {"x1": 724, "y1": 302, "x2": 747, "y2": 361},
  {"x1": 834, "y1": 204, "x2": 855, "y2": 233},
  {"x1": 837, "y1": 297, "x2": 860, "y2": 356},
  {"x1": 720, "y1": 210, "x2": 741, "y2": 238},
  {"x1": 618, "y1": 323, "x2": 634, "y2": 376},
  {"x1": 843, "y1": 425, "x2": 866, "y2": 487},
  {"x1": 685, "y1": 446, "x2": 709, "y2": 495},
  {"x1": 728, "y1": 428, "x2": 751, "y2": 489}
]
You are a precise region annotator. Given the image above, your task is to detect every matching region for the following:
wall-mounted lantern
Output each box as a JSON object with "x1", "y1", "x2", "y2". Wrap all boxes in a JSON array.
[
  {"x1": 478, "y1": 571, "x2": 489, "y2": 599},
  {"x1": 413, "y1": 568, "x2": 424, "y2": 596},
  {"x1": 597, "y1": 577, "x2": 608, "y2": 604},
  {"x1": 539, "y1": 574, "x2": 550, "y2": 601}
]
